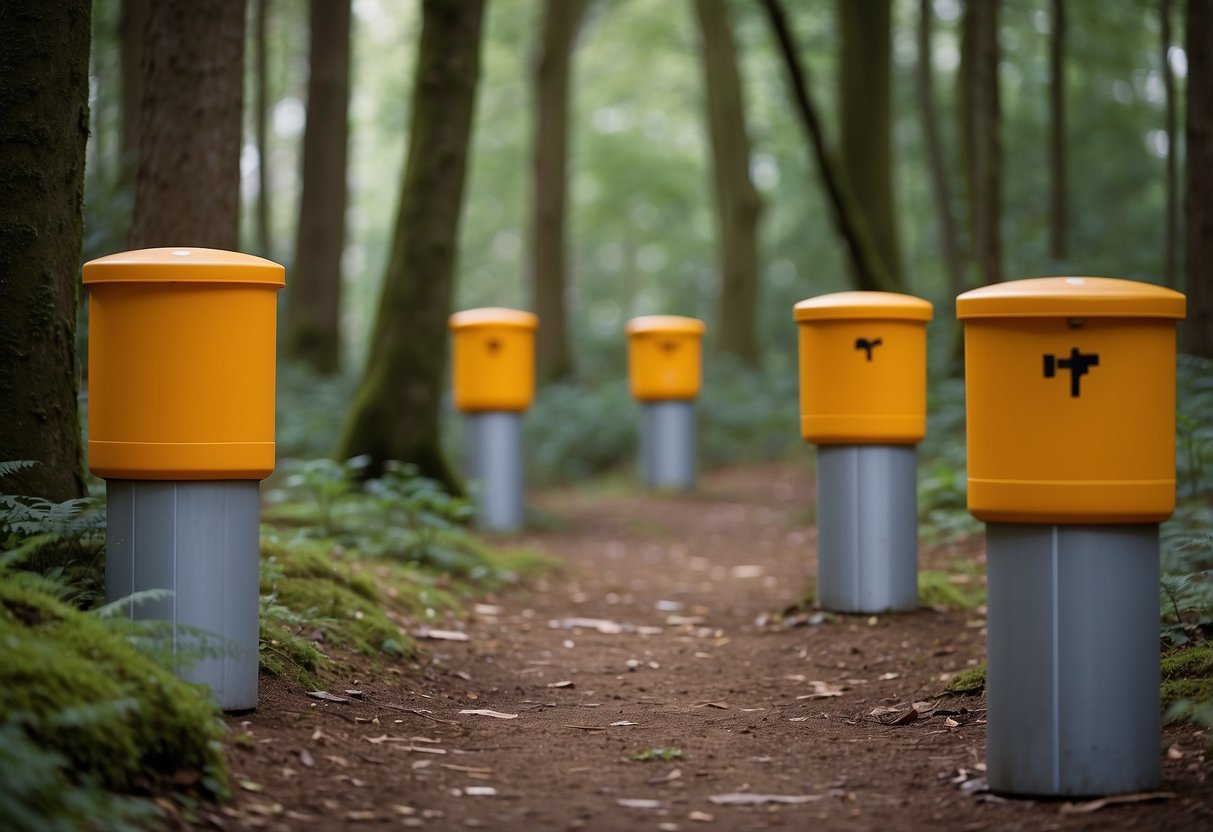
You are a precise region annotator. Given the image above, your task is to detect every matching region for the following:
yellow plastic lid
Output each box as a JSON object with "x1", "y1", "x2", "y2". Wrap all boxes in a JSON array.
[
  {"x1": 449, "y1": 307, "x2": 538, "y2": 330},
  {"x1": 83, "y1": 247, "x2": 285, "y2": 286},
  {"x1": 793, "y1": 291, "x2": 933, "y2": 322},
  {"x1": 625, "y1": 315, "x2": 706, "y2": 336},
  {"x1": 957, "y1": 276, "x2": 1186, "y2": 319}
]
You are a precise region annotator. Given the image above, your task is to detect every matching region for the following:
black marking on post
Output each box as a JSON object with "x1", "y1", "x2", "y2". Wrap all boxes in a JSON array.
[
  {"x1": 854, "y1": 337, "x2": 883, "y2": 361},
  {"x1": 487, "y1": 338, "x2": 502, "y2": 354},
  {"x1": 1042, "y1": 347, "x2": 1099, "y2": 397}
]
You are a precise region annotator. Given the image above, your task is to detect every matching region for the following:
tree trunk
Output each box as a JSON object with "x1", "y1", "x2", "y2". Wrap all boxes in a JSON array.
[
  {"x1": 129, "y1": 0, "x2": 246, "y2": 249},
  {"x1": 760, "y1": 0, "x2": 895, "y2": 293},
  {"x1": 915, "y1": 0, "x2": 964, "y2": 300},
  {"x1": 1162, "y1": 0, "x2": 1179, "y2": 288},
  {"x1": 286, "y1": 0, "x2": 352, "y2": 375},
  {"x1": 531, "y1": 0, "x2": 589, "y2": 383},
  {"x1": 254, "y1": 0, "x2": 273, "y2": 258},
  {"x1": 695, "y1": 0, "x2": 763, "y2": 366},
  {"x1": 960, "y1": 0, "x2": 1002, "y2": 285},
  {"x1": 0, "y1": 1, "x2": 90, "y2": 501},
  {"x1": 338, "y1": 0, "x2": 485, "y2": 489},
  {"x1": 119, "y1": 0, "x2": 148, "y2": 194},
  {"x1": 839, "y1": 0, "x2": 903, "y2": 292},
  {"x1": 1184, "y1": 0, "x2": 1213, "y2": 357},
  {"x1": 1049, "y1": 0, "x2": 1067, "y2": 262}
]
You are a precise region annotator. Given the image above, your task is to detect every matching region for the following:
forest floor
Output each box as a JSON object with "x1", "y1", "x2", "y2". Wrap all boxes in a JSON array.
[{"x1": 202, "y1": 462, "x2": 1212, "y2": 831}]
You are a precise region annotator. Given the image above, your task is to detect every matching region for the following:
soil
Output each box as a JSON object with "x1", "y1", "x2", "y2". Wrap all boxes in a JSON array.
[{"x1": 204, "y1": 462, "x2": 1212, "y2": 831}]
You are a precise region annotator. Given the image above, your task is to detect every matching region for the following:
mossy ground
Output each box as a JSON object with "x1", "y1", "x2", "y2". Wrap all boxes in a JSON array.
[{"x1": 1161, "y1": 643, "x2": 1213, "y2": 713}]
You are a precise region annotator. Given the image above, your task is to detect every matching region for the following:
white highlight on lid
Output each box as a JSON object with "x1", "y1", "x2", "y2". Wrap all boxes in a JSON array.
[
  {"x1": 172, "y1": 250, "x2": 192, "y2": 257},
  {"x1": 1065, "y1": 277, "x2": 1085, "y2": 285}
]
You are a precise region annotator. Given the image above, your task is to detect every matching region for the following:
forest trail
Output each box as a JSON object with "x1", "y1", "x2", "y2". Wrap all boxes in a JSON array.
[{"x1": 212, "y1": 463, "x2": 1211, "y2": 831}]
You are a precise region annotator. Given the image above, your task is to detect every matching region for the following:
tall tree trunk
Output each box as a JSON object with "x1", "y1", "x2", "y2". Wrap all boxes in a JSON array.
[
  {"x1": 839, "y1": 0, "x2": 903, "y2": 291},
  {"x1": 915, "y1": 0, "x2": 964, "y2": 300},
  {"x1": 286, "y1": 0, "x2": 352, "y2": 375},
  {"x1": 129, "y1": 0, "x2": 246, "y2": 249},
  {"x1": 1162, "y1": 0, "x2": 1179, "y2": 288},
  {"x1": 760, "y1": 0, "x2": 895, "y2": 293},
  {"x1": 1184, "y1": 0, "x2": 1213, "y2": 357},
  {"x1": 960, "y1": 0, "x2": 1002, "y2": 285},
  {"x1": 0, "y1": 1, "x2": 90, "y2": 501},
  {"x1": 531, "y1": 0, "x2": 588, "y2": 383},
  {"x1": 253, "y1": 0, "x2": 273, "y2": 258},
  {"x1": 338, "y1": 0, "x2": 485, "y2": 488},
  {"x1": 695, "y1": 0, "x2": 763, "y2": 366},
  {"x1": 119, "y1": 0, "x2": 148, "y2": 193},
  {"x1": 1049, "y1": 0, "x2": 1067, "y2": 262}
]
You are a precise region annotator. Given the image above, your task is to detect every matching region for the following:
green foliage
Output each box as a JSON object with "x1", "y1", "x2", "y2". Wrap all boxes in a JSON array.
[
  {"x1": 0, "y1": 487, "x2": 107, "y2": 608},
  {"x1": 631, "y1": 747, "x2": 683, "y2": 762},
  {"x1": 943, "y1": 665, "x2": 986, "y2": 696},
  {"x1": 918, "y1": 567, "x2": 985, "y2": 612},
  {"x1": 0, "y1": 581, "x2": 228, "y2": 829},
  {"x1": 276, "y1": 362, "x2": 358, "y2": 460}
]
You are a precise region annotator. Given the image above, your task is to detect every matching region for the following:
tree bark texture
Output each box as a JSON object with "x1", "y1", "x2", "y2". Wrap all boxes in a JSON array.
[
  {"x1": 119, "y1": 0, "x2": 148, "y2": 193},
  {"x1": 0, "y1": 1, "x2": 90, "y2": 501},
  {"x1": 839, "y1": 0, "x2": 903, "y2": 291},
  {"x1": 1184, "y1": 0, "x2": 1213, "y2": 357},
  {"x1": 286, "y1": 0, "x2": 352, "y2": 375},
  {"x1": 915, "y1": 0, "x2": 964, "y2": 300},
  {"x1": 254, "y1": 0, "x2": 273, "y2": 258},
  {"x1": 531, "y1": 0, "x2": 588, "y2": 383},
  {"x1": 960, "y1": 0, "x2": 1002, "y2": 285},
  {"x1": 129, "y1": 0, "x2": 246, "y2": 249},
  {"x1": 338, "y1": 0, "x2": 485, "y2": 488},
  {"x1": 1049, "y1": 0, "x2": 1067, "y2": 262},
  {"x1": 760, "y1": 0, "x2": 895, "y2": 293},
  {"x1": 695, "y1": 0, "x2": 763, "y2": 366},
  {"x1": 1162, "y1": 0, "x2": 1179, "y2": 288}
]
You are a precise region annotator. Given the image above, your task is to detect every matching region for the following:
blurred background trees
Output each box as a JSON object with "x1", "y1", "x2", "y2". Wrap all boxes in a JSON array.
[{"x1": 46, "y1": 0, "x2": 1210, "y2": 487}]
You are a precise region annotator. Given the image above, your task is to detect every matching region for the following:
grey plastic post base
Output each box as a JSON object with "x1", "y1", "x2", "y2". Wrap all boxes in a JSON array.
[
  {"x1": 815, "y1": 444, "x2": 918, "y2": 613},
  {"x1": 640, "y1": 400, "x2": 696, "y2": 491},
  {"x1": 465, "y1": 411, "x2": 525, "y2": 533},
  {"x1": 986, "y1": 523, "x2": 1161, "y2": 797},
  {"x1": 105, "y1": 480, "x2": 260, "y2": 711}
]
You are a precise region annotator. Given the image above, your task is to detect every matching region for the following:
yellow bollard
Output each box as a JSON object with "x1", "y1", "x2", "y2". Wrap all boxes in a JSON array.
[
  {"x1": 449, "y1": 308, "x2": 538, "y2": 532},
  {"x1": 625, "y1": 315, "x2": 706, "y2": 402},
  {"x1": 793, "y1": 291, "x2": 933, "y2": 613},
  {"x1": 83, "y1": 247, "x2": 285, "y2": 712}
]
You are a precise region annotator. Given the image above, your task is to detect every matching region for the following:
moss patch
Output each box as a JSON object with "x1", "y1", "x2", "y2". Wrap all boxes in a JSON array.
[
  {"x1": 0, "y1": 581, "x2": 227, "y2": 797},
  {"x1": 918, "y1": 564, "x2": 986, "y2": 612},
  {"x1": 944, "y1": 665, "x2": 986, "y2": 695},
  {"x1": 1161, "y1": 644, "x2": 1213, "y2": 712}
]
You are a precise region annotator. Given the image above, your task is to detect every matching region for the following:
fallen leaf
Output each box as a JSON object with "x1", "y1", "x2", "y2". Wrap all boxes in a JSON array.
[
  {"x1": 694, "y1": 701, "x2": 730, "y2": 709},
  {"x1": 796, "y1": 680, "x2": 844, "y2": 700},
  {"x1": 944, "y1": 717, "x2": 960, "y2": 728},
  {"x1": 459, "y1": 709, "x2": 518, "y2": 719},
  {"x1": 413, "y1": 628, "x2": 470, "y2": 641},
  {"x1": 1059, "y1": 791, "x2": 1176, "y2": 814},
  {"x1": 298, "y1": 749, "x2": 314, "y2": 767},
  {"x1": 556, "y1": 617, "x2": 625, "y2": 634},
  {"x1": 345, "y1": 689, "x2": 364, "y2": 699},
  {"x1": 343, "y1": 810, "x2": 377, "y2": 821},
  {"x1": 563, "y1": 724, "x2": 608, "y2": 731},
  {"x1": 688, "y1": 810, "x2": 715, "y2": 822},
  {"x1": 708, "y1": 793, "x2": 822, "y2": 805},
  {"x1": 441, "y1": 764, "x2": 493, "y2": 774},
  {"x1": 646, "y1": 768, "x2": 682, "y2": 785},
  {"x1": 306, "y1": 691, "x2": 349, "y2": 703},
  {"x1": 463, "y1": 786, "x2": 498, "y2": 797},
  {"x1": 878, "y1": 672, "x2": 900, "y2": 681},
  {"x1": 617, "y1": 799, "x2": 664, "y2": 809},
  {"x1": 610, "y1": 721, "x2": 639, "y2": 727},
  {"x1": 238, "y1": 779, "x2": 263, "y2": 793},
  {"x1": 546, "y1": 680, "x2": 575, "y2": 688}
]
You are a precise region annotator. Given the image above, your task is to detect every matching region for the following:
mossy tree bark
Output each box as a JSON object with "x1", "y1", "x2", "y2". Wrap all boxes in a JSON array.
[
  {"x1": 119, "y1": 0, "x2": 148, "y2": 199},
  {"x1": 839, "y1": 0, "x2": 904, "y2": 292},
  {"x1": 761, "y1": 0, "x2": 895, "y2": 293},
  {"x1": 916, "y1": 0, "x2": 964, "y2": 301},
  {"x1": 695, "y1": 0, "x2": 763, "y2": 366},
  {"x1": 1184, "y1": 0, "x2": 1213, "y2": 358},
  {"x1": 129, "y1": 0, "x2": 245, "y2": 249},
  {"x1": 285, "y1": 0, "x2": 352, "y2": 375},
  {"x1": 1162, "y1": 0, "x2": 1180, "y2": 289},
  {"x1": 253, "y1": 0, "x2": 273, "y2": 259},
  {"x1": 531, "y1": 0, "x2": 589, "y2": 384},
  {"x1": 338, "y1": 0, "x2": 485, "y2": 489},
  {"x1": 0, "y1": 2, "x2": 91, "y2": 501},
  {"x1": 959, "y1": 0, "x2": 1002, "y2": 285}
]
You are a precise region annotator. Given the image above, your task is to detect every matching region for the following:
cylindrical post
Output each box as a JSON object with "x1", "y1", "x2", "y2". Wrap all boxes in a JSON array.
[
  {"x1": 985, "y1": 523, "x2": 1160, "y2": 796},
  {"x1": 449, "y1": 307, "x2": 538, "y2": 533},
  {"x1": 641, "y1": 400, "x2": 696, "y2": 491},
  {"x1": 84, "y1": 247, "x2": 285, "y2": 712},
  {"x1": 794, "y1": 292, "x2": 933, "y2": 614},
  {"x1": 465, "y1": 411, "x2": 525, "y2": 533},
  {"x1": 106, "y1": 481, "x2": 261, "y2": 710},
  {"x1": 958, "y1": 276, "x2": 1187, "y2": 798},
  {"x1": 626, "y1": 315, "x2": 705, "y2": 493},
  {"x1": 816, "y1": 444, "x2": 918, "y2": 612}
]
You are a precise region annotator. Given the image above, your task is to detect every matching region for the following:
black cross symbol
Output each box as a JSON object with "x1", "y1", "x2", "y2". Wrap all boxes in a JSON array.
[
  {"x1": 854, "y1": 337, "x2": 883, "y2": 361},
  {"x1": 1043, "y1": 347, "x2": 1100, "y2": 397}
]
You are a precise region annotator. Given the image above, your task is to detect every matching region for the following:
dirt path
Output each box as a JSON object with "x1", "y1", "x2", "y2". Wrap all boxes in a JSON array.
[{"x1": 214, "y1": 463, "x2": 1212, "y2": 831}]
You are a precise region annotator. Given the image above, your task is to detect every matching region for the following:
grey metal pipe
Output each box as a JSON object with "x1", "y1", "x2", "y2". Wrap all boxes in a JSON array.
[
  {"x1": 105, "y1": 480, "x2": 260, "y2": 711},
  {"x1": 815, "y1": 444, "x2": 918, "y2": 613},
  {"x1": 640, "y1": 400, "x2": 696, "y2": 491},
  {"x1": 465, "y1": 411, "x2": 525, "y2": 533},
  {"x1": 985, "y1": 522, "x2": 1161, "y2": 797}
]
